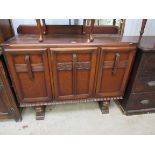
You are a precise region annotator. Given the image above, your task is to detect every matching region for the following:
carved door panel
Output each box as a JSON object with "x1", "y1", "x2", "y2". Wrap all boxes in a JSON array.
[
  {"x1": 96, "y1": 47, "x2": 136, "y2": 98},
  {"x1": 50, "y1": 47, "x2": 98, "y2": 100},
  {"x1": 4, "y1": 48, "x2": 52, "y2": 105}
]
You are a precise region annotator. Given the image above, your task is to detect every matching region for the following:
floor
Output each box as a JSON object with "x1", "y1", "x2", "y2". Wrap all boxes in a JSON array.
[{"x1": 0, "y1": 101, "x2": 155, "y2": 135}]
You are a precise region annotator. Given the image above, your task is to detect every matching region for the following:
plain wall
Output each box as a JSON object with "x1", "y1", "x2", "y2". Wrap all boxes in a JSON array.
[{"x1": 12, "y1": 19, "x2": 155, "y2": 36}]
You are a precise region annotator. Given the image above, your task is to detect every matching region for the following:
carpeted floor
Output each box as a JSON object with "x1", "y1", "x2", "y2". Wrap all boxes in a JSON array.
[{"x1": 0, "y1": 101, "x2": 155, "y2": 135}]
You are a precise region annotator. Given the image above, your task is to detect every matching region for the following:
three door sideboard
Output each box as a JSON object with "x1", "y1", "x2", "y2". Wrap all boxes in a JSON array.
[{"x1": 1, "y1": 34, "x2": 136, "y2": 120}]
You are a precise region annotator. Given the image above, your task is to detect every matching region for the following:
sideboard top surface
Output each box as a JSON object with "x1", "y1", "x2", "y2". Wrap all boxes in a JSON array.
[
  {"x1": 1, "y1": 34, "x2": 155, "y2": 51},
  {"x1": 1, "y1": 34, "x2": 137, "y2": 46}
]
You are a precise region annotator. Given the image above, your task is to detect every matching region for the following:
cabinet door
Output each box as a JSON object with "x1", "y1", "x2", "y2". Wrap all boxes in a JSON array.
[
  {"x1": 50, "y1": 47, "x2": 98, "y2": 100},
  {"x1": 4, "y1": 48, "x2": 52, "y2": 105},
  {"x1": 96, "y1": 47, "x2": 136, "y2": 98}
]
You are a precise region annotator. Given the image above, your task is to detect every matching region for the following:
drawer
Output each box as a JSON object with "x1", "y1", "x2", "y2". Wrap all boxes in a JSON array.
[
  {"x1": 133, "y1": 77, "x2": 155, "y2": 93},
  {"x1": 138, "y1": 52, "x2": 155, "y2": 77},
  {"x1": 127, "y1": 92, "x2": 155, "y2": 110}
]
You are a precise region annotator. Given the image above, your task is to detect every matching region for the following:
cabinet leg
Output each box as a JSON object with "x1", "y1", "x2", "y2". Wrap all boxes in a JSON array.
[
  {"x1": 98, "y1": 101, "x2": 110, "y2": 114},
  {"x1": 35, "y1": 106, "x2": 45, "y2": 120}
]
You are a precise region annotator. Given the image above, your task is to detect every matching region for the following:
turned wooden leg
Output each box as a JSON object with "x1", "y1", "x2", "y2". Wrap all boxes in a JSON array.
[
  {"x1": 98, "y1": 101, "x2": 110, "y2": 114},
  {"x1": 36, "y1": 19, "x2": 43, "y2": 42},
  {"x1": 35, "y1": 106, "x2": 45, "y2": 120},
  {"x1": 42, "y1": 19, "x2": 47, "y2": 35}
]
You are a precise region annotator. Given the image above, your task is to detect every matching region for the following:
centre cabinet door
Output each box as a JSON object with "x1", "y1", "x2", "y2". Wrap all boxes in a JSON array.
[
  {"x1": 4, "y1": 48, "x2": 52, "y2": 105},
  {"x1": 96, "y1": 47, "x2": 136, "y2": 98},
  {"x1": 50, "y1": 47, "x2": 98, "y2": 100}
]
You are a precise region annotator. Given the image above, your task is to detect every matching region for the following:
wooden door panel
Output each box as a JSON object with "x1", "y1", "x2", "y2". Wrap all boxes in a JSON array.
[
  {"x1": 58, "y1": 70, "x2": 73, "y2": 96},
  {"x1": 50, "y1": 47, "x2": 98, "y2": 100},
  {"x1": 96, "y1": 47, "x2": 136, "y2": 98},
  {"x1": 76, "y1": 69, "x2": 90, "y2": 94},
  {"x1": 4, "y1": 48, "x2": 52, "y2": 105}
]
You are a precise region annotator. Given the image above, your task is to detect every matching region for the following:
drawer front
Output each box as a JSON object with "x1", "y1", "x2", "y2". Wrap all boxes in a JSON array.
[
  {"x1": 133, "y1": 77, "x2": 155, "y2": 93},
  {"x1": 127, "y1": 92, "x2": 155, "y2": 110},
  {"x1": 138, "y1": 52, "x2": 155, "y2": 77}
]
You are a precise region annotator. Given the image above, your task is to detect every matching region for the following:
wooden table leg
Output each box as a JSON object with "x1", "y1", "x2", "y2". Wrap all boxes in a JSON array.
[
  {"x1": 42, "y1": 19, "x2": 47, "y2": 35},
  {"x1": 35, "y1": 106, "x2": 45, "y2": 120},
  {"x1": 98, "y1": 101, "x2": 110, "y2": 114},
  {"x1": 89, "y1": 19, "x2": 95, "y2": 42}
]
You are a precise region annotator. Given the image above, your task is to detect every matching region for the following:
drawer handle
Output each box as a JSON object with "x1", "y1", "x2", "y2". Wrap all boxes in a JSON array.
[
  {"x1": 147, "y1": 81, "x2": 155, "y2": 87},
  {"x1": 140, "y1": 100, "x2": 150, "y2": 105},
  {"x1": 25, "y1": 55, "x2": 34, "y2": 80},
  {"x1": 112, "y1": 53, "x2": 120, "y2": 75}
]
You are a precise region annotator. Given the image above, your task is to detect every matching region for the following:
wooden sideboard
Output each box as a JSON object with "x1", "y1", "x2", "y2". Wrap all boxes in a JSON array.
[
  {"x1": 118, "y1": 36, "x2": 155, "y2": 115},
  {"x1": 1, "y1": 34, "x2": 136, "y2": 120}
]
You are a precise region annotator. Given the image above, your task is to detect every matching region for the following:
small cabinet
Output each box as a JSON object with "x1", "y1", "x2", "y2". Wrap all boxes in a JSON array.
[
  {"x1": 50, "y1": 47, "x2": 98, "y2": 100},
  {"x1": 4, "y1": 48, "x2": 52, "y2": 105},
  {"x1": 96, "y1": 47, "x2": 136, "y2": 98}
]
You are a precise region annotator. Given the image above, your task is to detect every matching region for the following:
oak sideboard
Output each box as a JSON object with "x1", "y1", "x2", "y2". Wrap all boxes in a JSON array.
[{"x1": 1, "y1": 34, "x2": 137, "y2": 120}]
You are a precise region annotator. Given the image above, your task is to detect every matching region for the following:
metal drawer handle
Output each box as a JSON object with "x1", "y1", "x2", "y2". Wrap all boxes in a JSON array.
[
  {"x1": 140, "y1": 100, "x2": 150, "y2": 105},
  {"x1": 147, "y1": 81, "x2": 155, "y2": 87}
]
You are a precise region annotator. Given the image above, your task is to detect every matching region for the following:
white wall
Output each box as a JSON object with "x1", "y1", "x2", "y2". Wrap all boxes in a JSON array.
[
  {"x1": 124, "y1": 19, "x2": 155, "y2": 36},
  {"x1": 12, "y1": 19, "x2": 155, "y2": 36}
]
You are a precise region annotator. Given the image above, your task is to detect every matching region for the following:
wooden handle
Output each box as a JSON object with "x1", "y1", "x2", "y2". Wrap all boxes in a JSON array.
[
  {"x1": 112, "y1": 53, "x2": 120, "y2": 75},
  {"x1": 25, "y1": 55, "x2": 33, "y2": 80}
]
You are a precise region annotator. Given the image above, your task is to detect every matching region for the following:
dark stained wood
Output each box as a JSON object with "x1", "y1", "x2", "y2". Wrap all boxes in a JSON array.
[
  {"x1": 113, "y1": 19, "x2": 116, "y2": 26},
  {"x1": 50, "y1": 47, "x2": 98, "y2": 100},
  {"x1": 0, "y1": 19, "x2": 14, "y2": 42},
  {"x1": 35, "y1": 106, "x2": 45, "y2": 120},
  {"x1": 2, "y1": 34, "x2": 137, "y2": 119},
  {"x1": 98, "y1": 101, "x2": 110, "y2": 114},
  {"x1": 4, "y1": 48, "x2": 52, "y2": 105},
  {"x1": 0, "y1": 55, "x2": 21, "y2": 121},
  {"x1": 96, "y1": 46, "x2": 136, "y2": 98},
  {"x1": 118, "y1": 46, "x2": 155, "y2": 115}
]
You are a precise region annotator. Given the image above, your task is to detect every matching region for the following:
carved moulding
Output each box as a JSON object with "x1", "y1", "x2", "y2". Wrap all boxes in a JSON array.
[{"x1": 20, "y1": 96, "x2": 123, "y2": 107}]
